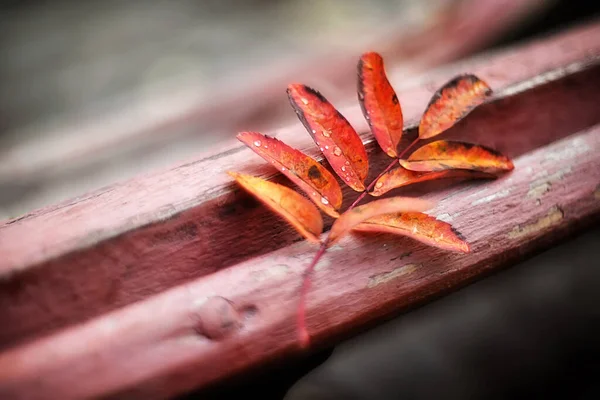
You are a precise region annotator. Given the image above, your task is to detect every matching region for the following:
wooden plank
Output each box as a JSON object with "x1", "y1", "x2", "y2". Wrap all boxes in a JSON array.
[
  {"x1": 0, "y1": 22, "x2": 599, "y2": 353},
  {"x1": 0, "y1": 123, "x2": 599, "y2": 400}
]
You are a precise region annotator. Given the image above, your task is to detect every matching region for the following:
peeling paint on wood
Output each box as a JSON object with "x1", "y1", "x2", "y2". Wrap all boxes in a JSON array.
[
  {"x1": 527, "y1": 167, "x2": 573, "y2": 202},
  {"x1": 543, "y1": 137, "x2": 591, "y2": 162},
  {"x1": 527, "y1": 182, "x2": 551, "y2": 201},
  {"x1": 250, "y1": 264, "x2": 290, "y2": 282},
  {"x1": 367, "y1": 264, "x2": 419, "y2": 288},
  {"x1": 471, "y1": 189, "x2": 512, "y2": 206},
  {"x1": 531, "y1": 166, "x2": 572, "y2": 184},
  {"x1": 1, "y1": 21, "x2": 600, "y2": 400},
  {"x1": 507, "y1": 206, "x2": 565, "y2": 239},
  {"x1": 0, "y1": 126, "x2": 598, "y2": 400},
  {"x1": 436, "y1": 213, "x2": 453, "y2": 223}
]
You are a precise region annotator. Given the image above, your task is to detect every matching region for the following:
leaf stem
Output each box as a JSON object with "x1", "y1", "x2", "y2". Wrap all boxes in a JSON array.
[
  {"x1": 296, "y1": 237, "x2": 329, "y2": 348},
  {"x1": 348, "y1": 137, "x2": 420, "y2": 209},
  {"x1": 296, "y1": 136, "x2": 420, "y2": 348},
  {"x1": 348, "y1": 158, "x2": 397, "y2": 209},
  {"x1": 397, "y1": 137, "x2": 420, "y2": 160}
]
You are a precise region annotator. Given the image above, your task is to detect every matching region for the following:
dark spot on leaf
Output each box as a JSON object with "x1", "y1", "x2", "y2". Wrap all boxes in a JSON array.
[
  {"x1": 392, "y1": 94, "x2": 399, "y2": 104},
  {"x1": 445, "y1": 74, "x2": 480, "y2": 90},
  {"x1": 451, "y1": 141, "x2": 476, "y2": 151},
  {"x1": 447, "y1": 141, "x2": 507, "y2": 158},
  {"x1": 308, "y1": 165, "x2": 322, "y2": 181}
]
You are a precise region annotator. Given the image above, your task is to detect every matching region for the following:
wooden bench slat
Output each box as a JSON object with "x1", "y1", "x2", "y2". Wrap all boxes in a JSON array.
[
  {"x1": 2, "y1": 20, "x2": 600, "y2": 273},
  {"x1": 0, "y1": 123, "x2": 599, "y2": 400},
  {"x1": 0, "y1": 21, "x2": 599, "y2": 354}
]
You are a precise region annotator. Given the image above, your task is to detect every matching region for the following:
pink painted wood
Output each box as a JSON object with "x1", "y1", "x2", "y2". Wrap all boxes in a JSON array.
[
  {"x1": 0, "y1": 20, "x2": 599, "y2": 353},
  {"x1": 0, "y1": 19, "x2": 599, "y2": 400},
  {"x1": 0, "y1": 125, "x2": 599, "y2": 400}
]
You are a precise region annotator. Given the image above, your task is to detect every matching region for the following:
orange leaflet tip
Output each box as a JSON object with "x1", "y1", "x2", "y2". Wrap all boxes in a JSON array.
[
  {"x1": 327, "y1": 196, "x2": 435, "y2": 246},
  {"x1": 399, "y1": 140, "x2": 514, "y2": 174},
  {"x1": 419, "y1": 74, "x2": 492, "y2": 139},
  {"x1": 358, "y1": 52, "x2": 403, "y2": 158},
  {"x1": 287, "y1": 83, "x2": 369, "y2": 192},
  {"x1": 352, "y1": 212, "x2": 471, "y2": 253},
  {"x1": 371, "y1": 166, "x2": 497, "y2": 197},
  {"x1": 227, "y1": 171, "x2": 323, "y2": 244},
  {"x1": 237, "y1": 131, "x2": 342, "y2": 218}
]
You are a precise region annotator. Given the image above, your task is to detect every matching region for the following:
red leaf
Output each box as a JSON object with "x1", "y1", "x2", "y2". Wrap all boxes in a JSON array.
[
  {"x1": 352, "y1": 212, "x2": 470, "y2": 253},
  {"x1": 358, "y1": 52, "x2": 404, "y2": 157},
  {"x1": 327, "y1": 197, "x2": 434, "y2": 246},
  {"x1": 237, "y1": 131, "x2": 343, "y2": 218},
  {"x1": 399, "y1": 140, "x2": 514, "y2": 174},
  {"x1": 287, "y1": 83, "x2": 369, "y2": 192},
  {"x1": 227, "y1": 171, "x2": 323, "y2": 243},
  {"x1": 371, "y1": 166, "x2": 496, "y2": 197},
  {"x1": 419, "y1": 74, "x2": 492, "y2": 139}
]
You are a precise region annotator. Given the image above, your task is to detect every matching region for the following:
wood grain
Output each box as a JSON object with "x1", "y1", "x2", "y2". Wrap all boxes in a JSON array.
[
  {"x1": 1, "y1": 20, "x2": 600, "y2": 400},
  {"x1": 0, "y1": 22, "x2": 599, "y2": 353},
  {"x1": 0, "y1": 124, "x2": 598, "y2": 400}
]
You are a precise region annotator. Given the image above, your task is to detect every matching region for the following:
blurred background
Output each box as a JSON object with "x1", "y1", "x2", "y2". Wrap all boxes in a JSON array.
[{"x1": 2, "y1": 0, "x2": 599, "y2": 221}]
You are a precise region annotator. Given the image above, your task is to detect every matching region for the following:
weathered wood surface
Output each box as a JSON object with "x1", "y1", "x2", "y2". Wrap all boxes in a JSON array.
[
  {"x1": 0, "y1": 21, "x2": 599, "y2": 354},
  {"x1": 0, "y1": 124, "x2": 599, "y2": 400},
  {"x1": 0, "y1": 20, "x2": 600, "y2": 400}
]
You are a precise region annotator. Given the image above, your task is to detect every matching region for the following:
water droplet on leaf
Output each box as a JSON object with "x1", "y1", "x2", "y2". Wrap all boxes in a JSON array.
[
  {"x1": 254, "y1": 140, "x2": 261, "y2": 147},
  {"x1": 333, "y1": 147, "x2": 342, "y2": 156}
]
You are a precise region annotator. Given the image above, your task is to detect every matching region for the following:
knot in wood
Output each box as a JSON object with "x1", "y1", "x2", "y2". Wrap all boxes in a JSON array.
[{"x1": 194, "y1": 296, "x2": 242, "y2": 340}]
